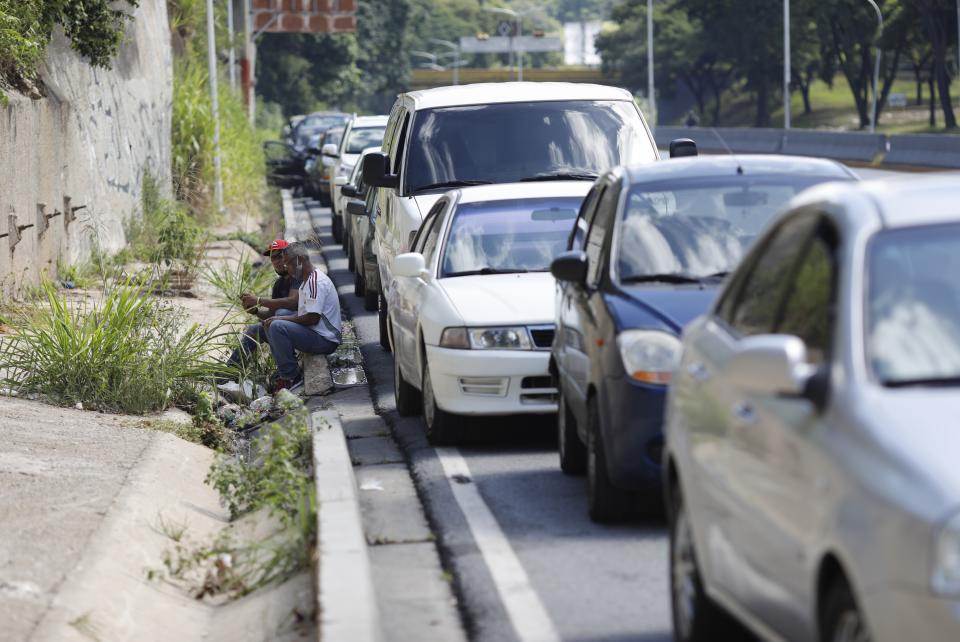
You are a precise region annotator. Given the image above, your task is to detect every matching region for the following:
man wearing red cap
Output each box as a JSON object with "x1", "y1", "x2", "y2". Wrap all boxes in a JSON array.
[{"x1": 227, "y1": 239, "x2": 301, "y2": 370}]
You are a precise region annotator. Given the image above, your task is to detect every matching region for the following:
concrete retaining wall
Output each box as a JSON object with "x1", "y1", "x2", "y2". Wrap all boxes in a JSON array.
[
  {"x1": 0, "y1": 0, "x2": 172, "y2": 293},
  {"x1": 655, "y1": 126, "x2": 960, "y2": 170}
]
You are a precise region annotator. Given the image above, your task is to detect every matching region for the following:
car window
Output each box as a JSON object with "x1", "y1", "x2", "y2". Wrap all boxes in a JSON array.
[
  {"x1": 404, "y1": 101, "x2": 656, "y2": 193},
  {"x1": 440, "y1": 196, "x2": 583, "y2": 276},
  {"x1": 775, "y1": 230, "x2": 837, "y2": 364},
  {"x1": 569, "y1": 184, "x2": 604, "y2": 251},
  {"x1": 721, "y1": 214, "x2": 820, "y2": 336},
  {"x1": 346, "y1": 127, "x2": 386, "y2": 154},
  {"x1": 414, "y1": 200, "x2": 446, "y2": 251},
  {"x1": 585, "y1": 181, "x2": 620, "y2": 286},
  {"x1": 393, "y1": 112, "x2": 411, "y2": 176},
  {"x1": 420, "y1": 211, "x2": 445, "y2": 265},
  {"x1": 381, "y1": 107, "x2": 402, "y2": 155}
]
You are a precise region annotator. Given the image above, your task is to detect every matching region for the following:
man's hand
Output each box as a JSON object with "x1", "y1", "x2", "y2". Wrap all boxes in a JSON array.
[
  {"x1": 240, "y1": 293, "x2": 258, "y2": 312},
  {"x1": 263, "y1": 316, "x2": 292, "y2": 332}
]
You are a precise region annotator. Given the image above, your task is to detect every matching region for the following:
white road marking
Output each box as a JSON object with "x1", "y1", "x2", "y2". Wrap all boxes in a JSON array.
[{"x1": 435, "y1": 447, "x2": 562, "y2": 642}]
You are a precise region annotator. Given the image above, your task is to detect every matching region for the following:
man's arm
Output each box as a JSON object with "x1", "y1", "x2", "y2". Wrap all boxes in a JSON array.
[
  {"x1": 241, "y1": 289, "x2": 299, "y2": 313},
  {"x1": 264, "y1": 312, "x2": 319, "y2": 328}
]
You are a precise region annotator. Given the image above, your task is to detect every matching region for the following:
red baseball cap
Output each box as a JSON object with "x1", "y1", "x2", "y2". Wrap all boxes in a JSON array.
[{"x1": 262, "y1": 239, "x2": 289, "y2": 256}]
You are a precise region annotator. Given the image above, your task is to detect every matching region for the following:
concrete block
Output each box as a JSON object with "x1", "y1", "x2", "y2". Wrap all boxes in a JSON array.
[
  {"x1": 355, "y1": 464, "x2": 433, "y2": 545},
  {"x1": 342, "y1": 416, "x2": 391, "y2": 440},
  {"x1": 348, "y1": 436, "x2": 405, "y2": 466},
  {"x1": 304, "y1": 353, "x2": 334, "y2": 396},
  {"x1": 885, "y1": 133, "x2": 960, "y2": 169}
]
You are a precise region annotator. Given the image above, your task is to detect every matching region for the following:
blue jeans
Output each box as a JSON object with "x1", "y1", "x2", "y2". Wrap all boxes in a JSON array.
[
  {"x1": 267, "y1": 319, "x2": 339, "y2": 379},
  {"x1": 227, "y1": 308, "x2": 295, "y2": 369}
]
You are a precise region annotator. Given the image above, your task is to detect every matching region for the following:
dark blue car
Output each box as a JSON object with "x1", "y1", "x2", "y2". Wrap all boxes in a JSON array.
[{"x1": 549, "y1": 155, "x2": 857, "y2": 522}]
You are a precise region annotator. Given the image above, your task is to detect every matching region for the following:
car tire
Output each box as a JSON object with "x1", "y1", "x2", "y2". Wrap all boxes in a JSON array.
[
  {"x1": 347, "y1": 241, "x2": 356, "y2": 272},
  {"x1": 669, "y1": 487, "x2": 739, "y2": 642},
  {"x1": 332, "y1": 215, "x2": 342, "y2": 244},
  {"x1": 587, "y1": 398, "x2": 634, "y2": 523},
  {"x1": 558, "y1": 385, "x2": 586, "y2": 475},
  {"x1": 394, "y1": 341, "x2": 422, "y2": 417},
  {"x1": 821, "y1": 578, "x2": 871, "y2": 642},
  {"x1": 379, "y1": 293, "x2": 391, "y2": 352},
  {"x1": 422, "y1": 361, "x2": 457, "y2": 445},
  {"x1": 354, "y1": 266, "x2": 365, "y2": 297},
  {"x1": 364, "y1": 287, "x2": 378, "y2": 312}
]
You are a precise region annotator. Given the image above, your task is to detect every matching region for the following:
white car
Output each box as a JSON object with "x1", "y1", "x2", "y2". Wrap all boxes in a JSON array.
[
  {"x1": 327, "y1": 114, "x2": 388, "y2": 241},
  {"x1": 363, "y1": 82, "x2": 660, "y2": 356},
  {"x1": 388, "y1": 182, "x2": 592, "y2": 444}
]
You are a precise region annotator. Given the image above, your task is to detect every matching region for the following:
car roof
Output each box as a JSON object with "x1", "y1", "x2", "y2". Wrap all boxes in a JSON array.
[
  {"x1": 791, "y1": 173, "x2": 960, "y2": 230},
  {"x1": 623, "y1": 154, "x2": 856, "y2": 184},
  {"x1": 451, "y1": 181, "x2": 593, "y2": 205},
  {"x1": 351, "y1": 115, "x2": 389, "y2": 127},
  {"x1": 402, "y1": 82, "x2": 634, "y2": 110}
]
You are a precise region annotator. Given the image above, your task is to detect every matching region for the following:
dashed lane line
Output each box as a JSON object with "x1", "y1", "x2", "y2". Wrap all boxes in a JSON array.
[{"x1": 435, "y1": 447, "x2": 562, "y2": 642}]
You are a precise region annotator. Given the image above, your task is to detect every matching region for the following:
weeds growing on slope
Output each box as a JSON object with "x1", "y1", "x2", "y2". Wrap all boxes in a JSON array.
[
  {"x1": 203, "y1": 260, "x2": 275, "y2": 307},
  {"x1": 0, "y1": 279, "x2": 228, "y2": 414}
]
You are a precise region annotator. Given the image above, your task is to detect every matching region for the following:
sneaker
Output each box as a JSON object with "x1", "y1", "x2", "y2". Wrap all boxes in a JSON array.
[
  {"x1": 274, "y1": 373, "x2": 304, "y2": 394},
  {"x1": 272, "y1": 377, "x2": 293, "y2": 392}
]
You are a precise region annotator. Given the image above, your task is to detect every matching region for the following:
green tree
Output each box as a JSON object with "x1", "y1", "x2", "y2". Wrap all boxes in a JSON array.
[{"x1": 904, "y1": 0, "x2": 957, "y2": 128}]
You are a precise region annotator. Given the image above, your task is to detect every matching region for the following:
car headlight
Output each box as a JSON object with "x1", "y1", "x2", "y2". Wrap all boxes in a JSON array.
[
  {"x1": 932, "y1": 511, "x2": 960, "y2": 595},
  {"x1": 616, "y1": 330, "x2": 681, "y2": 384},
  {"x1": 439, "y1": 326, "x2": 532, "y2": 350}
]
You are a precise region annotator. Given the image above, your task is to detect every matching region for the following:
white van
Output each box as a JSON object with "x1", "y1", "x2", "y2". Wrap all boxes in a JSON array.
[{"x1": 363, "y1": 82, "x2": 660, "y2": 351}]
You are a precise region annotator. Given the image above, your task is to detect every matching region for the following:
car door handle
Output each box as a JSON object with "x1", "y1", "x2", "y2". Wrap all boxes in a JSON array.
[
  {"x1": 732, "y1": 402, "x2": 756, "y2": 424},
  {"x1": 687, "y1": 362, "x2": 710, "y2": 383}
]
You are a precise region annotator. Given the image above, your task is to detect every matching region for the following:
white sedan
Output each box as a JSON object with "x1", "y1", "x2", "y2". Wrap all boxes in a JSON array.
[{"x1": 388, "y1": 182, "x2": 592, "y2": 444}]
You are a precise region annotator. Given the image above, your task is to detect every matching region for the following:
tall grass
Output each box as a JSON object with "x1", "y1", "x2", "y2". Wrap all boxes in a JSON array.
[
  {"x1": 172, "y1": 58, "x2": 267, "y2": 216},
  {"x1": 0, "y1": 279, "x2": 228, "y2": 414}
]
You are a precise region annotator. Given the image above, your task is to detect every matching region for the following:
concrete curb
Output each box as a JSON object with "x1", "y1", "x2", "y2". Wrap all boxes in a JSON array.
[{"x1": 311, "y1": 410, "x2": 383, "y2": 642}]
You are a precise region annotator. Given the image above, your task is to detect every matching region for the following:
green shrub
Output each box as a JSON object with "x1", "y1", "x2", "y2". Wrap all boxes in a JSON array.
[
  {"x1": 127, "y1": 172, "x2": 205, "y2": 267},
  {"x1": 0, "y1": 279, "x2": 228, "y2": 414}
]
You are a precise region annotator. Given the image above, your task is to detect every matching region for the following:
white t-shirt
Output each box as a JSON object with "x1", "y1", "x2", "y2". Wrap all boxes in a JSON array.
[{"x1": 298, "y1": 268, "x2": 342, "y2": 344}]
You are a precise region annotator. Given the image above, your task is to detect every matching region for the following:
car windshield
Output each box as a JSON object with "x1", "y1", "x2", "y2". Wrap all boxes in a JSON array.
[
  {"x1": 324, "y1": 128, "x2": 344, "y2": 147},
  {"x1": 346, "y1": 127, "x2": 385, "y2": 154},
  {"x1": 618, "y1": 175, "x2": 840, "y2": 282},
  {"x1": 405, "y1": 100, "x2": 656, "y2": 194},
  {"x1": 441, "y1": 197, "x2": 584, "y2": 277},
  {"x1": 867, "y1": 224, "x2": 960, "y2": 386}
]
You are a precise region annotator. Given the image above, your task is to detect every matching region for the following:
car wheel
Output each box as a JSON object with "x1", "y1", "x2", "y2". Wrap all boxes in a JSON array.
[
  {"x1": 422, "y1": 361, "x2": 457, "y2": 445},
  {"x1": 394, "y1": 339, "x2": 422, "y2": 416},
  {"x1": 558, "y1": 385, "x2": 586, "y2": 475},
  {"x1": 670, "y1": 487, "x2": 739, "y2": 642},
  {"x1": 822, "y1": 579, "x2": 872, "y2": 642},
  {"x1": 332, "y1": 215, "x2": 342, "y2": 244},
  {"x1": 378, "y1": 293, "x2": 391, "y2": 352},
  {"x1": 354, "y1": 266, "x2": 365, "y2": 297},
  {"x1": 347, "y1": 241, "x2": 356, "y2": 272},
  {"x1": 586, "y1": 398, "x2": 634, "y2": 522},
  {"x1": 364, "y1": 287, "x2": 378, "y2": 312}
]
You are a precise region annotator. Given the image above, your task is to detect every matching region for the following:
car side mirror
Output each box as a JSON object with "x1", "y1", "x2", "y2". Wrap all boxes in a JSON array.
[
  {"x1": 334, "y1": 175, "x2": 348, "y2": 186},
  {"x1": 341, "y1": 184, "x2": 358, "y2": 198},
  {"x1": 394, "y1": 252, "x2": 430, "y2": 280},
  {"x1": 362, "y1": 152, "x2": 400, "y2": 189},
  {"x1": 550, "y1": 251, "x2": 588, "y2": 286},
  {"x1": 722, "y1": 335, "x2": 814, "y2": 397},
  {"x1": 670, "y1": 138, "x2": 699, "y2": 158},
  {"x1": 346, "y1": 199, "x2": 367, "y2": 217},
  {"x1": 322, "y1": 143, "x2": 339, "y2": 157}
]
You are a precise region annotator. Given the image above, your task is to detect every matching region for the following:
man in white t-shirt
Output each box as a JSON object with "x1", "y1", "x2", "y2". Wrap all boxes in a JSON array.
[{"x1": 264, "y1": 242, "x2": 342, "y2": 391}]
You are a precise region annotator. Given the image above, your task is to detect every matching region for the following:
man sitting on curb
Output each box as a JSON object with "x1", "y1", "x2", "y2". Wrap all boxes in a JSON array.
[
  {"x1": 265, "y1": 241, "x2": 342, "y2": 391},
  {"x1": 226, "y1": 239, "x2": 301, "y2": 371}
]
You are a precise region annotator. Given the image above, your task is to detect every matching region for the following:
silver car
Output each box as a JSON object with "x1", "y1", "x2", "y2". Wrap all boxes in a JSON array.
[{"x1": 664, "y1": 175, "x2": 960, "y2": 642}]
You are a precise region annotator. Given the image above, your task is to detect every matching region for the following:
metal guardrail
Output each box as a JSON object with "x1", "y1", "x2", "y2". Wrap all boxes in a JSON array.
[{"x1": 654, "y1": 126, "x2": 960, "y2": 170}]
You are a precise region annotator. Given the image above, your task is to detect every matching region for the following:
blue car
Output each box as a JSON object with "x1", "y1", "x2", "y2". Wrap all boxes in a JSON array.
[{"x1": 549, "y1": 155, "x2": 857, "y2": 522}]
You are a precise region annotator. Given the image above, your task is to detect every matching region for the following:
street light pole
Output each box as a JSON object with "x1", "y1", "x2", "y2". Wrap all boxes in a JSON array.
[
  {"x1": 205, "y1": 0, "x2": 224, "y2": 214},
  {"x1": 430, "y1": 39, "x2": 461, "y2": 86},
  {"x1": 647, "y1": 0, "x2": 655, "y2": 123},
  {"x1": 516, "y1": 13, "x2": 523, "y2": 81},
  {"x1": 483, "y1": 6, "x2": 535, "y2": 81},
  {"x1": 784, "y1": 0, "x2": 791, "y2": 129},
  {"x1": 864, "y1": 0, "x2": 883, "y2": 133},
  {"x1": 227, "y1": 0, "x2": 237, "y2": 90}
]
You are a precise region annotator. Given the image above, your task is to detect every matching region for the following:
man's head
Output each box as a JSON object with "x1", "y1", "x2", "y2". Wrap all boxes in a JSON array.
[
  {"x1": 283, "y1": 242, "x2": 312, "y2": 277},
  {"x1": 263, "y1": 239, "x2": 290, "y2": 276}
]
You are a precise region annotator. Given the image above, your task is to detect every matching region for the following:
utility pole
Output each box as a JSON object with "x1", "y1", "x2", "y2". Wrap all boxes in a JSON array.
[
  {"x1": 647, "y1": 0, "x2": 655, "y2": 124},
  {"x1": 784, "y1": 0, "x2": 791, "y2": 129},
  {"x1": 516, "y1": 12, "x2": 523, "y2": 81},
  {"x1": 242, "y1": 0, "x2": 254, "y2": 124},
  {"x1": 205, "y1": 0, "x2": 224, "y2": 213},
  {"x1": 227, "y1": 0, "x2": 237, "y2": 90}
]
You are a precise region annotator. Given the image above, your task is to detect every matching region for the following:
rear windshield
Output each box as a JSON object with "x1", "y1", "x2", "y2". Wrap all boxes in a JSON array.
[
  {"x1": 345, "y1": 127, "x2": 386, "y2": 154},
  {"x1": 441, "y1": 197, "x2": 584, "y2": 277},
  {"x1": 405, "y1": 100, "x2": 655, "y2": 193},
  {"x1": 867, "y1": 224, "x2": 960, "y2": 387}
]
